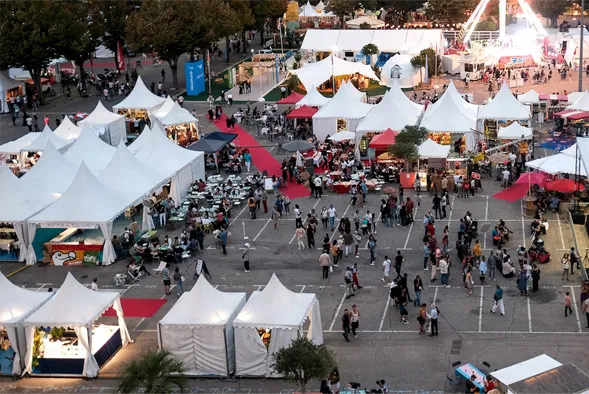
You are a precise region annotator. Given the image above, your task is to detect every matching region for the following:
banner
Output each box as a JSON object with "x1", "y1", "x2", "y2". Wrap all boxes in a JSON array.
[
  {"x1": 185, "y1": 60, "x2": 205, "y2": 96},
  {"x1": 116, "y1": 41, "x2": 125, "y2": 71}
]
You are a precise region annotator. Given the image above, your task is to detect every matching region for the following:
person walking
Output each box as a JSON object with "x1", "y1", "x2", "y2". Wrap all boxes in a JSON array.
[
  {"x1": 432, "y1": 194, "x2": 442, "y2": 219},
  {"x1": 262, "y1": 189, "x2": 268, "y2": 213},
  {"x1": 398, "y1": 288, "x2": 410, "y2": 325},
  {"x1": 319, "y1": 250, "x2": 331, "y2": 279},
  {"x1": 531, "y1": 264, "x2": 541, "y2": 292},
  {"x1": 342, "y1": 309, "x2": 351, "y2": 342},
  {"x1": 343, "y1": 231, "x2": 353, "y2": 257},
  {"x1": 321, "y1": 207, "x2": 328, "y2": 229},
  {"x1": 328, "y1": 204, "x2": 337, "y2": 231},
  {"x1": 173, "y1": 267, "x2": 184, "y2": 296},
  {"x1": 248, "y1": 196, "x2": 257, "y2": 219},
  {"x1": 487, "y1": 251, "x2": 497, "y2": 281},
  {"x1": 517, "y1": 270, "x2": 528, "y2": 296},
  {"x1": 295, "y1": 225, "x2": 306, "y2": 250},
  {"x1": 382, "y1": 255, "x2": 391, "y2": 283},
  {"x1": 368, "y1": 234, "x2": 377, "y2": 265},
  {"x1": 561, "y1": 253, "x2": 570, "y2": 281},
  {"x1": 464, "y1": 268, "x2": 474, "y2": 295},
  {"x1": 350, "y1": 304, "x2": 360, "y2": 338},
  {"x1": 423, "y1": 242, "x2": 430, "y2": 270},
  {"x1": 414, "y1": 275, "x2": 424, "y2": 307},
  {"x1": 491, "y1": 284, "x2": 505, "y2": 315},
  {"x1": 479, "y1": 257, "x2": 487, "y2": 284},
  {"x1": 283, "y1": 195, "x2": 291, "y2": 215},
  {"x1": 429, "y1": 304, "x2": 439, "y2": 336},
  {"x1": 564, "y1": 291, "x2": 573, "y2": 317},
  {"x1": 242, "y1": 243, "x2": 251, "y2": 272},
  {"x1": 219, "y1": 229, "x2": 228, "y2": 255},
  {"x1": 353, "y1": 231, "x2": 361, "y2": 258},
  {"x1": 331, "y1": 240, "x2": 340, "y2": 267},
  {"x1": 162, "y1": 263, "x2": 172, "y2": 296},
  {"x1": 161, "y1": 68, "x2": 166, "y2": 83},
  {"x1": 351, "y1": 262, "x2": 362, "y2": 290},
  {"x1": 307, "y1": 223, "x2": 315, "y2": 249},
  {"x1": 418, "y1": 303, "x2": 428, "y2": 335},
  {"x1": 394, "y1": 250, "x2": 404, "y2": 277},
  {"x1": 272, "y1": 204, "x2": 280, "y2": 230}
]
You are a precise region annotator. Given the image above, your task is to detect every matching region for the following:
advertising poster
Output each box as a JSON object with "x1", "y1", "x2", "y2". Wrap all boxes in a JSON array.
[{"x1": 185, "y1": 60, "x2": 205, "y2": 96}]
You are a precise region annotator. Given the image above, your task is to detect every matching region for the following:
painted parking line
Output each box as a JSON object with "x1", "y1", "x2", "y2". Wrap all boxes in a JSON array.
[
  {"x1": 570, "y1": 285, "x2": 583, "y2": 333},
  {"x1": 253, "y1": 218, "x2": 272, "y2": 242},
  {"x1": 478, "y1": 286, "x2": 484, "y2": 332},
  {"x1": 328, "y1": 290, "x2": 348, "y2": 332},
  {"x1": 289, "y1": 198, "x2": 321, "y2": 245}
]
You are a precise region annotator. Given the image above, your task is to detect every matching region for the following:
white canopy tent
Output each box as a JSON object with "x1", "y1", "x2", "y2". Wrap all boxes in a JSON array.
[
  {"x1": 356, "y1": 80, "x2": 423, "y2": 133},
  {"x1": 380, "y1": 54, "x2": 423, "y2": 88},
  {"x1": 150, "y1": 96, "x2": 175, "y2": 118},
  {"x1": 328, "y1": 131, "x2": 356, "y2": 142},
  {"x1": 0, "y1": 133, "x2": 40, "y2": 155},
  {"x1": 0, "y1": 271, "x2": 53, "y2": 375},
  {"x1": 567, "y1": 90, "x2": 589, "y2": 111},
  {"x1": 517, "y1": 89, "x2": 541, "y2": 104},
  {"x1": 0, "y1": 71, "x2": 24, "y2": 113},
  {"x1": 561, "y1": 143, "x2": 578, "y2": 157},
  {"x1": 78, "y1": 101, "x2": 126, "y2": 146},
  {"x1": 568, "y1": 91, "x2": 585, "y2": 104},
  {"x1": 290, "y1": 55, "x2": 379, "y2": 92},
  {"x1": 418, "y1": 139, "x2": 451, "y2": 159},
  {"x1": 233, "y1": 274, "x2": 323, "y2": 377},
  {"x1": 152, "y1": 102, "x2": 198, "y2": 128},
  {"x1": 28, "y1": 163, "x2": 137, "y2": 266},
  {"x1": 53, "y1": 116, "x2": 81, "y2": 141},
  {"x1": 478, "y1": 83, "x2": 531, "y2": 120},
  {"x1": 23, "y1": 273, "x2": 131, "y2": 378},
  {"x1": 296, "y1": 86, "x2": 330, "y2": 107},
  {"x1": 574, "y1": 137, "x2": 589, "y2": 176},
  {"x1": 19, "y1": 126, "x2": 73, "y2": 153},
  {"x1": 316, "y1": 0, "x2": 326, "y2": 10},
  {"x1": 299, "y1": 30, "x2": 341, "y2": 52},
  {"x1": 299, "y1": 1, "x2": 321, "y2": 17},
  {"x1": 337, "y1": 80, "x2": 366, "y2": 101},
  {"x1": 0, "y1": 163, "x2": 18, "y2": 189},
  {"x1": 346, "y1": 16, "x2": 385, "y2": 29},
  {"x1": 133, "y1": 124, "x2": 205, "y2": 202},
  {"x1": 491, "y1": 354, "x2": 562, "y2": 387},
  {"x1": 336, "y1": 30, "x2": 375, "y2": 51},
  {"x1": 128, "y1": 125, "x2": 152, "y2": 154},
  {"x1": 525, "y1": 153, "x2": 586, "y2": 176},
  {"x1": 64, "y1": 125, "x2": 116, "y2": 174},
  {"x1": 112, "y1": 76, "x2": 166, "y2": 112},
  {"x1": 312, "y1": 83, "x2": 373, "y2": 141},
  {"x1": 158, "y1": 276, "x2": 246, "y2": 377},
  {"x1": 497, "y1": 122, "x2": 533, "y2": 140}
]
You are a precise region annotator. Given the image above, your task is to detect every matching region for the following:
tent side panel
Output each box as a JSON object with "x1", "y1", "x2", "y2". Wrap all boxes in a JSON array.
[
  {"x1": 192, "y1": 327, "x2": 228, "y2": 376},
  {"x1": 234, "y1": 326, "x2": 268, "y2": 377},
  {"x1": 159, "y1": 326, "x2": 198, "y2": 375},
  {"x1": 267, "y1": 327, "x2": 300, "y2": 377}
]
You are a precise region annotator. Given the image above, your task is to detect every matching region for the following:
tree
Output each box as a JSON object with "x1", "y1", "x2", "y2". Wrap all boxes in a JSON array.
[
  {"x1": 250, "y1": 0, "x2": 288, "y2": 46},
  {"x1": 535, "y1": 0, "x2": 572, "y2": 27},
  {"x1": 328, "y1": 0, "x2": 357, "y2": 25},
  {"x1": 273, "y1": 338, "x2": 336, "y2": 393},
  {"x1": 425, "y1": 0, "x2": 475, "y2": 23},
  {"x1": 96, "y1": 0, "x2": 134, "y2": 71},
  {"x1": 362, "y1": 43, "x2": 380, "y2": 56},
  {"x1": 411, "y1": 48, "x2": 440, "y2": 81},
  {"x1": 118, "y1": 350, "x2": 185, "y2": 394},
  {"x1": 388, "y1": 125, "x2": 429, "y2": 161},
  {"x1": 0, "y1": 1, "x2": 73, "y2": 105},
  {"x1": 476, "y1": 19, "x2": 498, "y2": 31},
  {"x1": 227, "y1": 0, "x2": 255, "y2": 54}
]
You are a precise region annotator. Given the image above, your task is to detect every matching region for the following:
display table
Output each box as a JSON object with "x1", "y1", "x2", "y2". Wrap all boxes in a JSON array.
[
  {"x1": 455, "y1": 363, "x2": 485, "y2": 392},
  {"x1": 331, "y1": 180, "x2": 378, "y2": 194},
  {"x1": 35, "y1": 326, "x2": 122, "y2": 376}
]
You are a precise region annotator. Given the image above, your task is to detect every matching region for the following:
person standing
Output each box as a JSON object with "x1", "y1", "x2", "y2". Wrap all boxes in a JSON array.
[
  {"x1": 294, "y1": 204, "x2": 302, "y2": 227},
  {"x1": 368, "y1": 234, "x2": 377, "y2": 265},
  {"x1": 394, "y1": 250, "x2": 404, "y2": 277},
  {"x1": 295, "y1": 225, "x2": 306, "y2": 250},
  {"x1": 487, "y1": 251, "x2": 497, "y2": 282},
  {"x1": 561, "y1": 253, "x2": 570, "y2": 281},
  {"x1": 307, "y1": 223, "x2": 315, "y2": 249},
  {"x1": 272, "y1": 204, "x2": 280, "y2": 230},
  {"x1": 531, "y1": 264, "x2": 541, "y2": 292},
  {"x1": 564, "y1": 291, "x2": 573, "y2": 317},
  {"x1": 242, "y1": 243, "x2": 251, "y2": 272},
  {"x1": 283, "y1": 195, "x2": 291, "y2": 215},
  {"x1": 342, "y1": 309, "x2": 351, "y2": 342},
  {"x1": 219, "y1": 229, "x2": 228, "y2": 255},
  {"x1": 382, "y1": 255, "x2": 391, "y2": 283},
  {"x1": 244, "y1": 151, "x2": 252, "y2": 173},
  {"x1": 439, "y1": 256, "x2": 449, "y2": 287},
  {"x1": 161, "y1": 68, "x2": 166, "y2": 83},
  {"x1": 343, "y1": 231, "x2": 353, "y2": 257},
  {"x1": 517, "y1": 270, "x2": 528, "y2": 296},
  {"x1": 319, "y1": 251, "x2": 331, "y2": 279},
  {"x1": 465, "y1": 268, "x2": 474, "y2": 295},
  {"x1": 432, "y1": 194, "x2": 442, "y2": 219},
  {"x1": 423, "y1": 242, "x2": 430, "y2": 270},
  {"x1": 582, "y1": 298, "x2": 589, "y2": 329},
  {"x1": 491, "y1": 284, "x2": 505, "y2": 315},
  {"x1": 414, "y1": 275, "x2": 424, "y2": 307},
  {"x1": 479, "y1": 257, "x2": 487, "y2": 284},
  {"x1": 90, "y1": 278, "x2": 98, "y2": 291},
  {"x1": 162, "y1": 263, "x2": 172, "y2": 296},
  {"x1": 350, "y1": 304, "x2": 360, "y2": 338},
  {"x1": 262, "y1": 189, "x2": 268, "y2": 213},
  {"x1": 418, "y1": 303, "x2": 428, "y2": 335},
  {"x1": 353, "y1": 231, "x2": 361, "y2": 258},
  {"x1": 248, "y1": 196, "x2": 257, "y2": 219},
  {"x1": 429, "y1": 304, "x2": 439, "y2": 336},
  {"x1": 328, "y1": 204, "x2": 337, "y2": 231},
  {"x1": 314, "y1": 176, "x2": 322, "y2": 198},
  {"x1": 351, "y1": 262, "x2": 362, "y2": 290},
  {"x1": 173, "y1": 267, "x2": 184, "y2": 295}
]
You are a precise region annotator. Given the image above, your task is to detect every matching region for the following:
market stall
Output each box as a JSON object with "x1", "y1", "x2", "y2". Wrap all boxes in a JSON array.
[
  {"x1": 491, "y1": 354, "x2": 564, "y2": 393},
  {"x1": 0, "y1": 132, "x2": 41, "y2": 169},
  {"x1": 187, "y1": 131, "x2": 238, "y2": 154},
  {"x1": 112, "y1": 76, "x2": 166, "y2": 131},
  {"x1": 0, "y1": 271, "x2": 53, "y2": 375},
  {"x1": 0, "y1": 71, "x2": 24, "y2": 114},
  {"x1": 158, "y1": 276, "x2": 246, "y2": 377},
  {"x1": 23, "y1": 273, "x2": 131, "y2": 377},
  {"x1": 151, "y1": 102, "x2": 199, "y2": 148},
  {"x1": 233, "y1": 274, "x2": 323, "y2": 377},
  {"x1": 19, "y1": 126, "x2": 73, "y2": 154},
  {"x1": 380, "y1": 54, "x2": 423, "y2": 89},
  {"x1": 78, "y1": 101, "x2": 126, "y2": 146},
  {"x1": 368, "y1": 128, "x2": 398, "y2": 159},
  {"x1": 53, "y1": 116, "x2": 81, "y2": 141},
  {"x1": 346, "y1": 15, "x2": 385, "y2": 29},
  {"x1": 277, "y1": 92, "x2": 304, "y2": 105},
  {"x1": 526, "y1": 152, "x2": 587, "y2": 176}
]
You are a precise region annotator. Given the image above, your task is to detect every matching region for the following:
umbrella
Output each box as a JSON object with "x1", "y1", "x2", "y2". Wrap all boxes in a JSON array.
[
  {"x1": 545, "y1": 178, "x2": 586, "y2": 193},
  {"x1": 296, "y1": 150, "x2": 304, "y2": 167},
  {"x1": 383, "y1": 186, "x2": 397, "y2": 195},
  {"x1": 515, "y1": 172, "x2": 547, "y2": 187},
  {"x1": 377, "y1": 152, "x2": 395, "y2": 163},
  {"x1": 282, "y1": 139, "x2": 314, "y2": 152},
  {"x1": 328, "y1": 131, "x2": 356, "y2": 142},
  {"x1": 489, "y1": 152, "x2": 509, "y2": 164}
]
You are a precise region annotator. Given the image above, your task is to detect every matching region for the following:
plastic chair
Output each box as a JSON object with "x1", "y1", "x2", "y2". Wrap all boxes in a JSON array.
[{"x1": 152, "y1": 261, "x2": 167, "y2": 276}]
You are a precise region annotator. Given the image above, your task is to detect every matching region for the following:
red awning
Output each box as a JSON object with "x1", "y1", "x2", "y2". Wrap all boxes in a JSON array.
[
  {"x1": 545, "y1": 178, "x2": 586, "y2": 193},
  {"x1": 369, "y1": 128, "x2": 398, "y2": 149},
  {"x1": 553, "y1": 109, "x2": 589, "y2": 121},
  {"x1": 277, "y1": 92, "x2": 305, "y2": 105},
  {"x1": 539, "y1": 93, "x2": 568, "y2": 102},
  {"x1": 286, "y1": 105, "x2": 318, "y2": 119}
]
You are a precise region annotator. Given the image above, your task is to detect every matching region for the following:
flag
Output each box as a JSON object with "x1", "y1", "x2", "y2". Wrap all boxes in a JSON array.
[
  {"x1": 116, "y1": 41, "x2": 125, "y2": 71},
  {"x1": 424, "y1": 53, "x2": 429, "y2": 84}
]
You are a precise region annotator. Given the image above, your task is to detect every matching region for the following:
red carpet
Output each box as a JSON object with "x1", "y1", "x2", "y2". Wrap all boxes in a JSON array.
[
  {"x1": 216, "y1": 115, "x2": 309, "y2": 199},
  {"x1": 492, "y1": 184, "x2": 529, "y2": 203},
  {"x1": 103, "y1": 298, "x2": 167, "y2": 318}
]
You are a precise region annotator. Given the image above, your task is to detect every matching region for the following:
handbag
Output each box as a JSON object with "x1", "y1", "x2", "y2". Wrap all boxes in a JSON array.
[
  {"x1": 181, "y1": 275, "x2": 186, "y2": 282},
  {"x1": 329, "y1": 265, "x2": 333, "y2": 272}
]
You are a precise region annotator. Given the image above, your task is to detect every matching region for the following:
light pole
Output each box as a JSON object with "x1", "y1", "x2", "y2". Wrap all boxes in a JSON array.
[
  {"x1": 331, "y1": 46, "x2": 338, "y2": 95},
  {"x1": 251, "y1": 48, "x2": 263, "y2": 99},
  {"x1": 579, "y1": 0, "x2": 585, "y2": 92}
]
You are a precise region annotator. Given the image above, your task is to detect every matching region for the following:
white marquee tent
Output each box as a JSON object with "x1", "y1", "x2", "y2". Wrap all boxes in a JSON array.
[
  {"x1": 64, "y1": 125, "x2": 116, "y2": 174},
  {"x1": 158, "y1": 276, "x2": 246, "y2": 377},
  {"x1": 497, "y1": 122, "x2": 533, "y2": 140},
  {"x1": 418, "y1": 139, "x2": 451, "y2": 159},
  {"x1": 112, "y1": 76, "x2": 166, "y2": 112},
  {"x1": 478, "y1": 83, "x2": 531, "y2": 120},
  {"x1": 78, "y1": 101, "x2": 126, "y2": 146},
  {"x1": 567, "y1": 90, "x2": 589, "y2": 112},
  {"x1": 150, "y1": 96, "x2": 176, "y2": 119},
  {"x1": 152, "y1": 102, "x2": 198, "y2": 128},
  {"x1": 296, "y1": 86, "x2": 330, "y2": 107},
  {"x1": 312, "y1": 83, "x2": 373, "y2": 141},
  {"x1": 568, "y1": 91, "x2": 585, "y2": 104},
  {"x1": 346, "y1": 16, "x2": 385, "y2": 29},
  {"x1": 0, "y1": 271, "x2": 53, "y2": 375},
  {"x1": 23, "y1": 273, "x2": 131, "y2": 378},
  {"x1": 577, "y1": 137, "x2": 589, "y2": 176},
  {"x1": 299, "y1": 1, "x2": 321, "y2": 17},
  {"x1": 290, "y1": 55, "x2": 379, "y2": 91},
  {"x1": 0, "y1": 163, "x2": 18, "y2": 189},
  {"x1": 337, "y1": 80, "x2": 366, "y2": 101},
  {"x1": 19, "y1": 125, "x2": 73, "y2": 153},
  {"x1": 561, "y1": 143, "x2": 578, "y2": 157},
  {"x1": 0, "y1": 133, "x2": 41, "y2": 155},
  {"x1": 356, "y1": 80, "x2": 423, "y2": 133},
  {"x1": 127, "y1": 125, "x2": 152, "y2": 154},
  {"x1": 233, "y1": 274, "x2": 323, "y2": 377},
  {"x1": 53, "y1": 116, "x2": 81, "y2": 141},
  {"x1": 526, "y1": 153, "x2": 586, "y2": 176},
  {"x1": 0, "y1": 72, "x2": 24, "y2": 113},
  {"x1": 517, "y1": 89, "x2": 541, "y2": 104},
  {"x1": 380, "y1": 54, "x2": 422, "y2": 88}
]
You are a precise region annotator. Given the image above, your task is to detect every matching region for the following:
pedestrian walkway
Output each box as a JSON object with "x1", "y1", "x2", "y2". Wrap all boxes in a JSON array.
[
  {"x1": 224, "y1": 70, "x2": 288, "y2": 102},
  {"x1": 215, "y1": 115, "x2": 309, "y2": 199}
]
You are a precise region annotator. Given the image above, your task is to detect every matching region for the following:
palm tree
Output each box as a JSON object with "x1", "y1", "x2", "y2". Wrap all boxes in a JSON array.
[{"x1": 118, "y1": 350, "x2": 185, "y2": 393}]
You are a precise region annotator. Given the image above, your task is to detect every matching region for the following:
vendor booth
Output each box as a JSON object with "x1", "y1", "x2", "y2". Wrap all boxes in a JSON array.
[
  {"x1": 53, "y1": 116, "x2": 81, "y2": 141},
  {"x1": 0, "y1": 271, "x2": 53, "y2": 375},
  {"x1": 0, "y1": 71, "x2": 24, "y2": 113},
  {"x1": 0, "y1": 133, "x2": 42, "y2": 169},
  {"x1": 517, "y1": 89, "x2": 541, "y2": 104},
  {"x1": 112, "y1": 76, "x2": 166, "y2": 132},
  {"x1": 296, "y1": 86, "x2": 329, "y2": 107},
  {"x1": 19, "y1": 126, "x2": 73, "y2": 154},
  {"x1": 277, "y1": 92, "x2": 304, "y2": 105},
  {"x1": 158, "y1": 277, "x2": 246, "y2": 377},
  {"x1": 151, "y1": 102, "x2": 199, "y2": 148},
  {"x1": 233, "y1": 274, "x2": 323, "y2": 377},
  {"x1": 23, "y1": 273, "x2": 131, "y2": 377},
  {"x1": 78, "y1": 101, "x2": 126, "y2": 146},
  {"x1": 367, "y1": 128, "x2": 397, "y2": 159},
  {"x1": 526, "y1": 152, "x2": 587, "y2": 176},
  {"x1": 380, "y1": 54, "x2": 423, "y2": 89},
  {"x1": 286, "y1": 105, "x2": 318, "y2": 120},
  {"x1": 418, "y1": 138, "x2": 451, "y2": 159}
]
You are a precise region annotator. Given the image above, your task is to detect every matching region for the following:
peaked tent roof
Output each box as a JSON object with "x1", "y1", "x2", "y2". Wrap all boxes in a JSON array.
[
  {"x1": 561, "y1": 144, "x2": 577, "y2": 157},
  {"x1": 78, "y1": 101, "x2": 125, "y2": 126},
  {"x1": 99, "y1": 143, "x2": 169, "y2": 203},
  {"x1": 24, "y1": 273, "x2": 120, "y2": 327},
  {"x1": 478, "y1": 83, "x2": 531, "y2": 120},
  {"x1": 0, "y1": 271, "x2": 53, "y2": 325},
  {"x1": 286, "y1": 105, "x2": 319, "y2": 119},
  {"x1": 443, "y1": 80, "x2": 479, "y2": 117},
  {"x1": 187, "y1": 132, "x2": 238, "y2": 153},
  {"x1": 568, "y1": 91, "x2": 585, "y2": 104},
  {"x1": 29, "y1": 162, "x2": 132, "y2": 226},
  {"x1": 128, "y1": 125, "x2": 152, "y2": 154},
  {"x1": 312, "y1": 83, "x2": 372, "y2": 119},
  {"x1": 297, "y1": 86, "x2": 330, "y2": 107},
  {"x1": 53, "y1": 116, "x2": 81, "y2": 141},
  {"x1": 567, "y1": 91, "x2": 589, "y2": 111},
  {"x1": 150, "y1": 96, "x2": 175, "y2": 118},
  {"x1": 418, "y1": 138, "x2": 451, "y2": 159},
  {"x1": 64, "y1": 124, "x2": 116, "y2": 173},
  {"x1": 419, "y1": 83, "x2": 478, "y2": 133},
  {"x1": 338, "y1": 80, "x2": 365, "y2": 101},
  {"x1": 112, "y1": 76, "x2": 166, "y2": 111},
  {"x1": 159, "y1": 276, "x2": 246, "y2": 327},
  {"x1": 233, "y1": 274, "x2": 316, "y2": 328},
  {"x1": 0, "y1": 163, "x2": 18, "y2": 190},
  {"x1": 497, "y1": 122, "x2": 533, "y2": 139},
  {"x1": 576, "y1": 137, "x2": 589, "y2": 176},
  {"x1": 369, "y1": 128, "x2": 398, "y2": 148},
  {"x1": 155, "y1": 102, "x2": 197, "y2": 126},
  {"x1": 277, "y1": 91, "x2": 304, "y2": 105},
  {"x1": 20, "y1": 141, "x2": 77, "y2": 194},
  {"x1": 517, "y1": 89, "x2": 541, "y2": 104},
  {"x1": 0, "y1": 71, "x2": 23, "y2": 92},
  {"x1": 299, "y1": 1, "x2": 321, "y2": 16},
  {"x1": 20, "y1": 125, "x2": 72, "y2": 152},
  {"x1": 290, "y1": 55, "x2": 379, "y2": 91},
  {"x1": 0, "y1": 132, "x2": 40, "y2": 154},
  {"x1": 357, "y1": 81, "x2": 423, "y2": 132}
]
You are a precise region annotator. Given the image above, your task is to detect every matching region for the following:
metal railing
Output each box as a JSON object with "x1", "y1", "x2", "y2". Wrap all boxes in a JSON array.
[{"x1": 443, "y1": 30, "x2": 500, "y2": 41}]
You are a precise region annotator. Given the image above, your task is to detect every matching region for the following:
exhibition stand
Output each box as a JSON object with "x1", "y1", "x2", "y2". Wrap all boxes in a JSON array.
[
  {"x1": 23, "y1": 273, "x2": 131, "y2": 377},
  {"x1": 158, "y1": 276, "x2": 246, "y2": 377}
]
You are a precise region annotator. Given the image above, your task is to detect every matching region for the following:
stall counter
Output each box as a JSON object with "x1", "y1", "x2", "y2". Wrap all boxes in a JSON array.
[{"x1": 43, "y1": 230, "x2": 104, "y2": 266}]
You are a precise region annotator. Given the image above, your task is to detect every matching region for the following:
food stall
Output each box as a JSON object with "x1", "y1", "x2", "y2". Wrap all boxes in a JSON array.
[
  {"x1": 112, "y1": 76, "x2": 166, "y2": 133},
  {"x1": 23, "y1": 273, "x2": 131, "y2": 377},
  {"x1": 151, "y1": 102, "x2": 200, "y2": 148},
  {"x1": 0, "y1": 71, "x2": 25, "y2": 114},
  {"x1": 368, "y1": 128, "x2": 398, "y2": 159},
  {"x1": 42, "y1": 229, "x2": 103, "y2": 266}
]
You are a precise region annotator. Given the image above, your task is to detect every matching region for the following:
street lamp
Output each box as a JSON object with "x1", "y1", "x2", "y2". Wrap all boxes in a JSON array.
[{"x1": 332, "y1": 46, "x2": 338, "y2": 94}]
